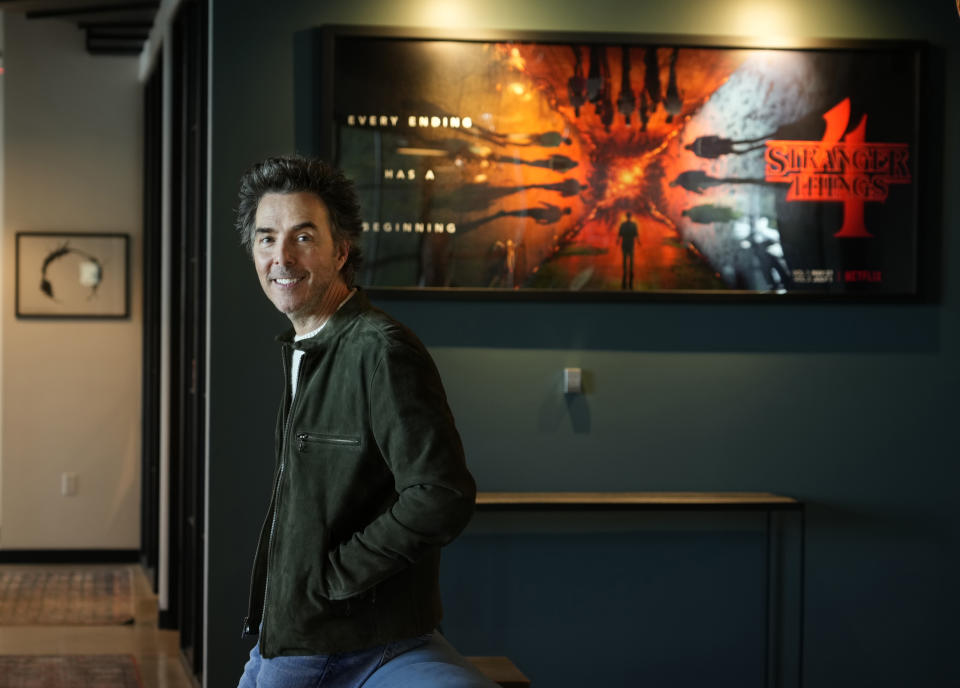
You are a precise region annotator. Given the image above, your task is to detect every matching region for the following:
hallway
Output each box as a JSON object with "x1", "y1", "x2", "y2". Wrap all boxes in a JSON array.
[{"x1": 0, "y1": 564, "x2": 194, "y2": 688}]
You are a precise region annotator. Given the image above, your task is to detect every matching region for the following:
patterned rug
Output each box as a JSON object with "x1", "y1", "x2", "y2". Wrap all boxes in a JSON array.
[
  {"x1": 0, "y1": 568, "x2": 135, "y2": 625},
  {"x1": 0, "y1": 655, "x2": 142, "y2": 688}
]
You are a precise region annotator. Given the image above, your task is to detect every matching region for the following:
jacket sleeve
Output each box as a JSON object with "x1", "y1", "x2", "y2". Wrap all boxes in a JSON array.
[{"x1": 322, "y1": 337, "x2": 476, "y2": 600}]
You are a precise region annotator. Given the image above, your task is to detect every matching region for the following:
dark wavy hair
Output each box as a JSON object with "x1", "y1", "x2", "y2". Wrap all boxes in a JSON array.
[{"x1": 235, "y1": 155, "x2": 363, "y2": 286}]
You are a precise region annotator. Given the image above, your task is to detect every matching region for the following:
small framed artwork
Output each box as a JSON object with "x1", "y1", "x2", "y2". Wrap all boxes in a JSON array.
[
  {"x1": 297, "y1": 26, "x2": 928, "y2": 300},
  {"x1": 16, "y1": 232, "x2": 130, "y2": 319}
]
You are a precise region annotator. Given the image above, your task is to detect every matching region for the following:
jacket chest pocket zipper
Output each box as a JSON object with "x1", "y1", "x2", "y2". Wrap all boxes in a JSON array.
[{"x1": 296, "y1": 433, "x2": 361, "y2": 452}]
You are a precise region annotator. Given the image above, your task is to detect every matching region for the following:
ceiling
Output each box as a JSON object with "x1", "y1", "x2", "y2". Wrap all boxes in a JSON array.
[{"x1": 1, "y1": 0, "x2": 159, "y2": 56}]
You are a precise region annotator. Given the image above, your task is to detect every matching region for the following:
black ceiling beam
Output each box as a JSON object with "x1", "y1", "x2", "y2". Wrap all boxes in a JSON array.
[
  {"x1": 88, "y1": 29, "x2": 149, "y2": 41},
  {"x1": 86, "y1": 36, "x2": 144, "y2": 54},
  {"x1": 26, "y1": 1, "x2": 158, "y2": 20},
  {"x1": 78, "y1": 20, "x2": 152, "y2": 29},
  {"x1": 88, "y1": 47, "x2": 143, "y2": 56},
  {"x1": 87, "y1": 40, "x2": 144, "y2": 49},
  {"x1": 85, "y1": 24, "x2": 151, "y2": 37}
]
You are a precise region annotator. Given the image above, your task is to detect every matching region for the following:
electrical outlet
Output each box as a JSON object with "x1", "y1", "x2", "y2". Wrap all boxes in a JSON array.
[{"x1": 61, "y1": 472, "x2": 78, "y2": 497}]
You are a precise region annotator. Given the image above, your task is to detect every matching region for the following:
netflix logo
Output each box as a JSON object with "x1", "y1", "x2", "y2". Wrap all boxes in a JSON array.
[{"x1": 844, "y1": 270, "x2": 882, "y2": 283}]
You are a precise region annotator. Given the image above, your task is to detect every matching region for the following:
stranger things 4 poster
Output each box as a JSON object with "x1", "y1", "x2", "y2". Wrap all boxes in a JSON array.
[{"x1": 311, "y1": 29, "x2": 922, "y2": 297}]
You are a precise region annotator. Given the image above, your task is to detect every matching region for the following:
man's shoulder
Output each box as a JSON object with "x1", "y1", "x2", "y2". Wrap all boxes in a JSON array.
[{"x1": 346, "y1": 302, "x2": 425, "y2": 355}]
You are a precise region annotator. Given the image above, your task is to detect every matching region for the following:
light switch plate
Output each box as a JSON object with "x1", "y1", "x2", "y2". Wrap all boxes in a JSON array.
[
  {"x1": 563, "y1": 367, "x2": 583, "y2": 394},
  {"x1": 61, "y1": 472, "x2": 78, "y2": 497}
]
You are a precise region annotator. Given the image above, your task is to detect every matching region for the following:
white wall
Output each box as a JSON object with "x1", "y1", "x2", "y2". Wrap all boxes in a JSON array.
[
  {"x1": 1, "y1": 11, "x2": 142, "y2": 549},
  {"x1": 0, "y1": 11, "x2": 6, "y2": 523}
]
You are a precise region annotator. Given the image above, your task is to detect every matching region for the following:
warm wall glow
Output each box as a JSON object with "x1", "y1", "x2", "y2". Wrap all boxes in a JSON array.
[
  {"x1": 730, "y1": 2, "x2": 799, "y2": 45},
  {"x1": 414, "y1": 1, "x2": 471, "y2": 28}
]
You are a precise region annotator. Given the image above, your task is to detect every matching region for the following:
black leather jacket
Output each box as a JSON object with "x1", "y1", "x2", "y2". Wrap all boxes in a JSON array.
[{"x1": 243, "y1": 290, "x2": 476, "y2": 657}]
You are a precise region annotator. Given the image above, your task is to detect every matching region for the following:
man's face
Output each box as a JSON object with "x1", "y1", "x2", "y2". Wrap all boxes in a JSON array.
[{"x1": 252, "y1": 191, "x2": 347, "y2": 328}]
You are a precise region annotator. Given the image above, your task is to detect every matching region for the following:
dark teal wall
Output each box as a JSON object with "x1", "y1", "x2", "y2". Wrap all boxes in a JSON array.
[{"x1": 208, "y1": 1, "x2": 959, "y2": 686}]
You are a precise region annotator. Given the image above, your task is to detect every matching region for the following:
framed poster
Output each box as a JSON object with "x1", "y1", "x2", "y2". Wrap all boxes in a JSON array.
[
  {"x1": 16, "y1": 232, "x2": 130, "y2": 318},
  {"x1": 299, "y1": 27, "x2": 927, "y2": 299}
]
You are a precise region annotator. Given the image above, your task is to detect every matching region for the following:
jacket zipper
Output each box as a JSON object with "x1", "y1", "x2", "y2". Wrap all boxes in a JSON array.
[
  {"x1": 259, "y1": 346, "x2": 307, "y2": 653},
  {"x1": 296, "y1": 433, "x2": 360, "y2": 451},
  {"x1": 242, "y1": 465, "x2": 281, "y2": 637}
]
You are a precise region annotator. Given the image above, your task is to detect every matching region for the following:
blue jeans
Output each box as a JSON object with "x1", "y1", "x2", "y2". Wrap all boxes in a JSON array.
[{"x1": 237, "y1": 631, "x2": 499, "y2": 688}]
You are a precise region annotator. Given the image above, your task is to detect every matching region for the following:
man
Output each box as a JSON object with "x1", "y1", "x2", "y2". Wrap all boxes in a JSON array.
[
  {"x1": 234, "y1": 155, "x2": 494, "y2": 688},
  {"x1": 618, "y1": 211, "x2": 639, "y2": 289}
]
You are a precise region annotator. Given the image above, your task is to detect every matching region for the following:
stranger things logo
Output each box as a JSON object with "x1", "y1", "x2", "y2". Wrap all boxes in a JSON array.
[{"x1": 764, "y1": 98, "x2": 911, "y2": 238}]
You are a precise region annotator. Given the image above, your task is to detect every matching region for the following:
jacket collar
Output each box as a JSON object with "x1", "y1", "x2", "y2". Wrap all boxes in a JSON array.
[{"x1": 275, "y1": 288, "x2": 370, "y2": 350}]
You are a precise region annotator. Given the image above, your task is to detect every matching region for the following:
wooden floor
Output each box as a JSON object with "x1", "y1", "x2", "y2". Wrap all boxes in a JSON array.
[{"x1": 0, "y1": 563, "x2": 195, "y2": 688}]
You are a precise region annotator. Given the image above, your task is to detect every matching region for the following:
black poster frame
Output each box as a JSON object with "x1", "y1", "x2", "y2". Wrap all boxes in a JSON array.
[{"x1": 297, "y1": 26, "x2": 935, "y2": 303}]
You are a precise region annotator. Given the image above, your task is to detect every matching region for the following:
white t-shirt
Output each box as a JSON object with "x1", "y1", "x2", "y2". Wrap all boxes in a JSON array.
[
  {"x1": 290, "y1": 325, "x2": 322, "y2": 401},
  {"x1": 289, "y1": 291, "x2": 356, "y2": 401}
]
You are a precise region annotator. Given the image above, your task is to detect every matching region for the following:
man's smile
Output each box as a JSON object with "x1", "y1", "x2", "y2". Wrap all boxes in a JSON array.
[{"x1": 271, "y1": 276, "x2": 305, "y2": 287}]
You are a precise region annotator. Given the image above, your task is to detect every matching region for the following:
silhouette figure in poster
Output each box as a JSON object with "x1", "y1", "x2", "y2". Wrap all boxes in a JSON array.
[
  {"x1": 684, "y1": 134, "x2": 769, "y2": 159},
  {"x1": 515, "y1": 131, "x2": 572, "y2": 147},
  {"x1": 466, "y1": 126, "x2": 572, "y2": 148},
  {"x1": 585, "y1": 44, "x2": 614, "y2": 131},
  {"x1": 617, "y1": 45, "x2": 637, "y2": 125},
  {"x1": 485, "y1": 239, "x2": 529, "y2": 288},
  {"x1": 432, "y1": 179, "x2": 588, "y2": 213},
  {"x1": 681, "y1": 204, "x2": 741, "y2": 224},
  {"x1": 494, "y1": 153, "x2": 579, "y2": 172},
  {"x1": 643, "y1": 47, "x2": 662, "y2": 110},
  {"x1": 670, "y1": 170, "x2": 766, "y2": 194},
  {"x1": 502, "y1": 202, "x2": 572, "y2": 225},
  {"x1": 538, "y1": 178, "x2": 588, "y2": 197},
  {"x1": 664, "y1": 48, "x2": 682, "y2": 122},
  {"x1": 587, "y1": 44, "x2": 605, "y2": 104},
  {"x1": 618, "y1": 212, "x2": 639, "y2": 289},
  {"x1": 684, "y1": 108, "x2": 850, "y2": 160},
  {"x1": 568, "y1": 45, "x2": 587, "y2": 117},
  {"x1": 639, "y1": 90, "x2": 650, "y2": 131},
  {"x1": 459, "y1": 203, "x2": 572, "y2": 232}
]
